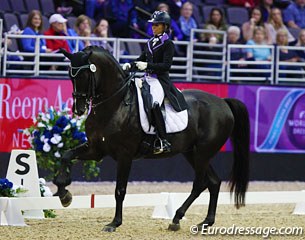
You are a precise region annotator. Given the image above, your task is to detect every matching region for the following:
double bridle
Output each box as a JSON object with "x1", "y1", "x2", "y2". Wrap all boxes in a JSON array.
[{"x1": 70, "y1": 62, "x2": 134, "y2": 111}]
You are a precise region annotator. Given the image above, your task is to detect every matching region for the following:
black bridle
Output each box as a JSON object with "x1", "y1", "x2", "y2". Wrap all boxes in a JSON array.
[{"x1": 70, "y1": 62, "x2": 135, "y2": 112}]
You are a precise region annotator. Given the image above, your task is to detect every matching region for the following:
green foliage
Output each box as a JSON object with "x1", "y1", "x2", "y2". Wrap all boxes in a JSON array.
[{"x1": 24, "y1": 106, "x2": 100, "y2": 180}]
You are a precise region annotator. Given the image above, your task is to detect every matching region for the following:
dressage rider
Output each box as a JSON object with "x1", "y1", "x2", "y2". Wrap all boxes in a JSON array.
[{"x1": 123, "y1": 11, "x2": 188, "y2": 154}]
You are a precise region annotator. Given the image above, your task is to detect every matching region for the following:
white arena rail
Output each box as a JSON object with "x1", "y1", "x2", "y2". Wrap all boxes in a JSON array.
[
  {"x1": 227, "y1": 44, "x2": 275, "y2": 83},
  {"x1": 1, "y1": 191, "x2": 305, "y2": 226},
  {"x1": 275, "y1": 45, "x2": 305, "y2": 84}
]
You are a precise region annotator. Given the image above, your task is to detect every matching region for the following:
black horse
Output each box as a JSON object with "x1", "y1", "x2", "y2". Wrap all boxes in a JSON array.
[{"x1": 57, "y1": 46, "x2": 250, "y2": 232}]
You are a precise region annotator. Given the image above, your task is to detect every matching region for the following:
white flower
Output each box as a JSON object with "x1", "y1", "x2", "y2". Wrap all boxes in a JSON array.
[
  {"x1": 70, "y1": 119, "x2": 76, "y2": 124},
  {"x1": 47, "y1": 125, "x2": 52, "y2": 130},
  {"x1": 43, "y1": 186, "x2": 53, "y2": 197},
  {"x1": 37, "y1": 122, "x2": 45, "y2": 127},
  {"x1": 57, "y1": 142, "x2": 64, "y2": 148},
  {"x1": 23, "y1": 129, "x2": 30, "y2": 136},
  {"x1": 50, "y1": 134, "x2": 62, "y2": 144},
  {"x1": 43, "y1": 143, "x2": 51, "y2": 152},
  {"x1": 40, "y1": 135, "x2": 45, "y2": 142},
  {"x1": 54, "y1": 151, "x2": 61, "y2": 158},
  {"x1": 63, "y1": 124, "x2": 71, "y2": 131},
  {"x1": 43, "y1": 138, "x2": 49, "y2": 143},
  {"x1": 39, "y1": 178, "x2": 46, "y2": 185}
]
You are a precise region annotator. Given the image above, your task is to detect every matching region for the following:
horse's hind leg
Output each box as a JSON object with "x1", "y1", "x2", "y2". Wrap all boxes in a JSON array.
[
  {"x1": 168, "y1": 151, "x2": 210, "y2": 231},
  {"x1": 197, "y1": 165, "x2": 221, "y2": 230}
]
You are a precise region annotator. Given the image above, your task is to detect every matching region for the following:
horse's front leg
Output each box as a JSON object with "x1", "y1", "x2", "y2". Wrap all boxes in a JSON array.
[
  {"x1": 103, "y1": 158, "x2": 132, "y2": 232},
  {"x1": 53, "y1": 142, "x2": 103, "y2": 206}
]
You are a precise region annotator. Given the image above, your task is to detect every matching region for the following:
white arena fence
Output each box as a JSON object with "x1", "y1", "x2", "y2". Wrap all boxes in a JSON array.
[{"x1": 1, "y1": 29, "x2": 305, "y2": 84}]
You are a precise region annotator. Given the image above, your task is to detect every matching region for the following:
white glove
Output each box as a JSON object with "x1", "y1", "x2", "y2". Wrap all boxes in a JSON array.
[
  {"x1": 136, "y1": 61, "x2": 148, "y2": 71},
  {"x1": 122, "y1": 63, "x2": 131, "y2": 71}
]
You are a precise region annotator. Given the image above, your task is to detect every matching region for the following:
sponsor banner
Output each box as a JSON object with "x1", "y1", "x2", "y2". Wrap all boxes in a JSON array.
[
  {"x1": 0, "y1": 78, "x2": 73, "y2": 152},
  {"x1": 1, "y1": 78, "x2": 304, "y2": 153}
]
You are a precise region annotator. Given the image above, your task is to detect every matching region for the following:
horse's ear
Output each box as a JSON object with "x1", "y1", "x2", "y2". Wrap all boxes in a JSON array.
[{"x1": 60, "y1": 48, "x2": 73, "y2": 60}]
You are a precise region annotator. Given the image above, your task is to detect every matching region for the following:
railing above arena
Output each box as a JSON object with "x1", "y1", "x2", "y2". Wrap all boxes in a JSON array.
[{"x1": 1, "y1": 29, "x2": 305, "y2": 84}]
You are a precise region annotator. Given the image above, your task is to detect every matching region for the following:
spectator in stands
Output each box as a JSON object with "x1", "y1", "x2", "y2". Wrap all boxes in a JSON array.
[
  {"x1": 146, "y1": 3, "x2": 183, "y2": 41},
  {"x1": 227, "y1": 26, "x2": 248, "y2": 76},
  {"x1": 85, "y1": 0, "x2": 109, "y2": 21},
  {"x1": 54, "y1": 0, "x2": 84, "y2": 16},
  {"x1": 44, "y1": 14, "x2": 70, "y2": 53},
  {"x1": 242, "y1": 7, "x2": 272, "y2": 43},
  {"x1": 109, "y1": 0, "x2": 138, "y2": 38},
  {"x1": 21, "y1": 10, "x2": 52, "y2": 54},
  {"x1": 228, "y1": 0, "x2": 259, "y2": 9},
  {"x1": 201, "y1": 7, "x2": 228, "y2": 43},
  {"x1": 90, "y1": 18, "x2": 113, "y2": 53},
  {"x1": 246, "y1": 26, "x2": 271, "y2": 77},
  {"x1": 164, "y1": 0, "x2": 187, "y2": 21},
  {"x1": 283, "y1": 0, "x2": 305, "y2": 29},
  {"x1": 266, "y1": 7, "x2": 295, "y2": 44},
  {"x1": 275, "y1": 29, "x2": 301, "y2": 78},
  {"x1": 259, "y1": 0, "x2": 274, "y2": 22},
  {"x1": 227, "y1": 26, "x2": 247, "y2": 61},
  {"x1": 66, "y1": 15, "x2": 92, "y2": 52},
  {"x1": 295, "y1": 29, "x2": 305, "y2": 61},
  {"x1": 134, "y1": 0, "x2": 158, "y2": 34},
  {"x1": 177, "y1": 1, "x2": 197, "y2": 41}
]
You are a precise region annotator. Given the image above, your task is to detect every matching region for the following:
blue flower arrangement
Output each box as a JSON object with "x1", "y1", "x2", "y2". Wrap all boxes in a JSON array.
[
  {"x1": 0, "y1": 178, "x2": 26, "y2": 197},
  {"x1": 24, "y1": 105, "x2": 100, "y2": 180}
]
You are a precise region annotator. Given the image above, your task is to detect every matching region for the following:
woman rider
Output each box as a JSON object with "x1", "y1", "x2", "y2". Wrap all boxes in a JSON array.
[{"x1": 122, "y1": 11, "x2": 188, "y2": 154}]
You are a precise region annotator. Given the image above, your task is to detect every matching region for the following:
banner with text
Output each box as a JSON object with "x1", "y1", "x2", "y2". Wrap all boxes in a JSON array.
[{"x1": 0, "y1": 78, "x2": 304, "y2": 153}]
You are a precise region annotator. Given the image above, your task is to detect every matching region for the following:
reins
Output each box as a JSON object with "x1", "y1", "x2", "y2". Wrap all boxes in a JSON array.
[{"x1": 91, "y1": 72, "x2": 135, "y2": 109}]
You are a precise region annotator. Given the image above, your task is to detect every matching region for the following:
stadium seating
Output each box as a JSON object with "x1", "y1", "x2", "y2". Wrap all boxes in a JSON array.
[{"x1": 226, "y1": 7, "x2": 249, "y2": 27}]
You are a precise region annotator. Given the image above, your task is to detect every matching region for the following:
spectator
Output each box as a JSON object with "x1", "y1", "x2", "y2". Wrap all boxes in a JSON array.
[
  {"x1": 146, "y1": 3, "x2": 183, "y2": 40},
  {"x1": 228, "y1": 0, "x2": 259, "y2": 9},
  {"x1": 295, "y1": 29, "x2": 305, "y2": 61},
  {"x1": 109, "y1": 0, "x2": 138, "y2": 38},
  {"x1": 283, "y1": 0, "x2": 305, "y2": 29},
  {"x1": 134, "y1": 0, "x2": 158, "y2": 33},
  {"x1": 201, "y1": 8, "x2": 228, "y2": 43},
  {"x1": 227, "y1": 26, "x2": 248, "y2": 76},
  {"x1": 259, "y1": 0, "x2": 274, "y2": 22},
  {"x1": 85, "y1": 0, "x2": 109, "y2": 21},
  {"x1": 66, "y1": 14, "x2": 92, "y2": 52},
  {"x1": 227, "y1": 26, "x2": 247, "y2": 61},
  {"x1": 54, "y1": 0, "x2": 84, "y2": 16},
  {"x1": 21, "y1": 10, "x2": 52, "y2": 53},
  {"x1": 164, "y1": 0, "x2": 187, "y2": 21},
  {"x1": 242, "y1": 7, "x2": 272, "y2": 43},
  {"x1": 266, "y1": 7, "x2": 295, "y2": 44},
  {"x1": 246, "y1": 26, "x2": 271, "y2": 77},
  {"x1": 275, "y1": 29, "x2": 300, "y2": 78},
  {"x1": 90, "y1": 18, "x2": 113, "y2": 53},
  {"x1": 44, "y1": 14, "x2": 70, "y2": 53},
  {"x1": 177, "y1": 1, "x2": 197, "y2": 41}
]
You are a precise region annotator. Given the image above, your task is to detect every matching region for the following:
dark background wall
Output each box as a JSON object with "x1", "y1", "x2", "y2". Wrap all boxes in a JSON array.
[{"x1": 1, "y1": 152, "x2": 304, "y2": 181}]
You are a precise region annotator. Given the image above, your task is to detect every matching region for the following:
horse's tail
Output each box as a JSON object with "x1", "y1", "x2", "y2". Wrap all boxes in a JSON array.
[{"x1": 224, "y1": 98, "x2": 250, "y2": 209}]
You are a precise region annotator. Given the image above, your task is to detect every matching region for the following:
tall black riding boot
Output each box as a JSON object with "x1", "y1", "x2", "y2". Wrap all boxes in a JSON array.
[{"x1": 152, "y1": 102, "x2": 171, "y2": 154}]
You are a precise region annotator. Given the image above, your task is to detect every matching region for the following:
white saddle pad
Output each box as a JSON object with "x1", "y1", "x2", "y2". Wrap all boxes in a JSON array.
[{"x1": 135, "y1": 76, "x2": 188, "y2": 135}]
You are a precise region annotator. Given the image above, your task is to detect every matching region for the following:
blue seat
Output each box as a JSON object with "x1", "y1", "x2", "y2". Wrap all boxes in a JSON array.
[
  {"x1": 226, "y1": 7, "x2": 249, "y2": 27},
  {"x1": 39, "y1": 0, "x2": 55, "y2": 16},
  {"x1": 9, "y1": 0, "x2": 27, "y2": 13}
]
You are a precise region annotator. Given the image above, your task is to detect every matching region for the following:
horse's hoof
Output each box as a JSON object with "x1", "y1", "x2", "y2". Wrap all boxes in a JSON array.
[
  {"x1": 59, "y1": 190, "x2": 72, "y2": 207},
  {"x1": 197, "y1": 219, "x2": 214, "y2": 231},
  {"x1": 102, "y1": 225, "x2": 116, "y2": 232},
  {"x1": 168, "y1": 223, "x2": 180, "y2": 231}
]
